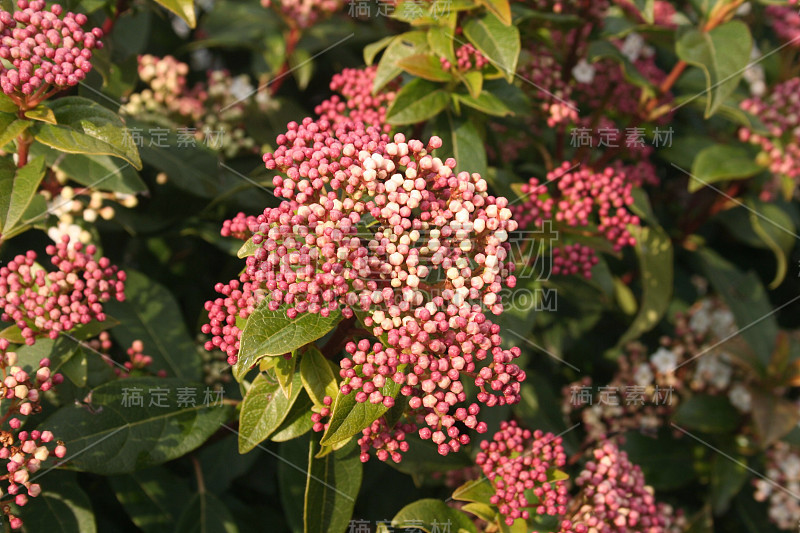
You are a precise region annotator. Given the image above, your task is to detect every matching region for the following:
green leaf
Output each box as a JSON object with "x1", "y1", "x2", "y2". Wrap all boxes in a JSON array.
[
  {"x1": 24, "y1": 104, "x2": 57, "y2": 124},
  {"x1": 299, "y1": 345, "x2": 339, "y2": 407},
  {"x1": 675, "y1": 20, "x2": 752, "y2": 117},
  {"x1": 698, "y1": 248, "x2": 777, "y2": 371},
  {"x1": 374, "y1": 31, "x2": 428, "y2": 93},
  {"x1": 452, "y1": 479, "x2": 495, "y2": 504},
  {"x1": 621, "y1": 430, "x2": 696, "y2": 490},
  {"x1": 0, "y1": 93, "x2": 17, "y2": 113},
  {"x1": 271, "y1": 391, "x2": 314, "y2": 442},
  {"x1": 390, "y1": 499, "x2": 478, "y2": 533},
  {"x1": 110, "y1": 466, "x2": 194, "y2": 533},
  {"x1": 463, "y1": 13, "x2": 520, "y2": 81},
  {"x1": 364, "y1": 35, "x2": 396, "y2": 65},
  {"x1": 40, "y1": 377, "x2": 233, "y2": 474},
  {"x1": 319, "y1": 368, "x2": 404, "y2": 447},
  {"x1": 617, "y1": 224, "x2": 673, "y2": 345},
  {"x1": 48, "y1": 151, "x2": 147, "y2": 195},
  {"x1": 0, "y1": 154, "x2": 45, "y2": 233},
  {"x1": 289, "y1": 48, "x2": 314, "y2": 91},
  {"x1": 386, "y1": 79, "x2": 450, "y2": 125},
  {"x1": 750, "y1": 390, "x2": 800, "y2": 447},
  {"x1": 710, "y1": 450, "x2": 748, "y2": 514},
  {"x1": 238, "y1": 371, "x2": 304, "y2": 452},
  {"x1": 631, "y1": 0, "x2": 654, "y2": 23},
  {"x1": 175, "y1": 492, "x2": 239, "y2": 533},
  {"x1": 35, "y1": 97, "x2": 142, "y2": 169},
  {"x1": 61, "y1": 347, "x2": 89, "y2": 387},
  {"x1": 673, "y1": 395, "x2": 740, "y2": 433},
  {"x1": 234, "y1": 303, "x2": 342, "y2": 381},
  {"x1": 237, "y1": 237, "x2": 258, "y2": 258},
  {"x1": 428, "y1": 26, "x2": 455, "y2": 64},
  {"x1": 397, "y1": 53, "x2": 453, "y2": 81},
  {"x1": 478, "y1": 0, "x2": 511, "y2": 25},
  {"x1": 433, "y1": 112, "x2": 488, "y2": 180},
  {"x1": 730, "y1": 491, "x2": 784, "y2": 533},
  {"x1": 744, "y1": 200, "x2": 795, "y2": 289},
  {"x1": 454, "y1": 91, "x2": 512, "y2": 116},
  {"x1": 688, "y1": 144, "x2": 765, "y2": 192},
  {"x1": 278, "y1": 436, "x2": 309, "y2": 533},
  {"x1": 22, "y1": 471, "x2": 96, "y2": 533},
  {"x1": 104, "y1": 270, "x2": 202, "y2": 380},
  {"x1": 304, "y1": 439, "x2": 363, "y2": 533},
  {"x1": 274, "y1": 354, "x2": 297, "y2": 398},
  {"x1": 15, "y1": 335, "x2": 79, "y2": 377},
  {"x1": 152, "y1": 0, "x2": 196, "y2": 28},
  {"x1": 0, "y1": 113, "x2": 30, "y2": 148},
  {"x1": 459, "y1": 71, "x2": 483, "y2": 98}
]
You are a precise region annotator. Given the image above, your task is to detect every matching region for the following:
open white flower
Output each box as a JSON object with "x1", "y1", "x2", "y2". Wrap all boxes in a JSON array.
[
  {"x1": 621, "y1": 33, "x2": 645, "y2": 62},
  {"x1": 572, "y1": 59, "x2": 596, "y2": 84},
  {"x1": 650, "y1": 347, "x2": 678, "y2": 374},
  {"x1": 727, "y1": 383, "x2": 751, "y2": 412}
]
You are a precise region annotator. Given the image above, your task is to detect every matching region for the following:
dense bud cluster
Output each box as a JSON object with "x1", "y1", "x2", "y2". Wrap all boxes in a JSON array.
[
  {"x1": 564, "y1": 296, "x2": 743, "y2": 443},
  {"x1": 440, "y1": 44, "x2": 489, "y2": 72},
  {"x1": 476, "y1": 421, "x2": 568, "y2": 525},
  {"x1": 205, "y1": 117, "x2": 525, "y2": 458},
  {"x1": 314, "y1": 66, "x2": 399, "y2": 133},
  {"x1": 42, "y1": 184, "x2": 136, "y2": 244},
  {"x1": 767, "y1": 3, "x2": 800, "y2": 49},
  {"x1": 0, "y1": 339, "x2": 66, "y2": 530},
  {"x1": 0, "y1": 237, "x2": 126, "y2": 345},
  {"x1": 122, "y1": 55, "x2": 260, "y2": 158},
  {"x1": 512, "y1": 162, "x2": 639, "y2": 278},
  {"x1": 754, "y1": 440, "x2": 800, "y2": 530},
  {"x1": 739, "y1": 77, "x2": 800, "y2": 199},
  {"x1": 0, "y1": 0, "x2": 102, "y2": 107},
  {"x1": 260, "y1": 0, "x2": 344, "y2": 29},
  {"x1": 557, "y1": 442, "x2": 684, "y2": 532}
]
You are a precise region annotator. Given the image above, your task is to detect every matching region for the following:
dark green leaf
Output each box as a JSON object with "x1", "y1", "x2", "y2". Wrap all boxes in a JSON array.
[
  {"x1": 304, "y1": 439, "x2": 362, "y2": 533},
  {"x1": 621, "y1": 430, "x2": 696, "y2": 490},
  {"x1": 0, "y1": 113, "x2": 30, "y2": 148},
  {"x1": 433, "y1": 113, "x2": 488, "y2": 180},
  {"x1": 35, "y1": 97, "x2": 142, "y2": 169},
  {"x1": 397, "y1": 54, "x2": 453, "y2": 81},
  {"x1": 22, "y1": 471, "x2": 96, "y2": 533},
  {"x1": 271, "y1": 391, "x2": 314, "y2": 442},
  {"x1": 110, "y1": 466, "x2": 194, "y2": 533},
  {"x1": 49, "y1": 151, "x2": 147, "y2": 195},
  {"x1": 710, "y1": 451, "x2": 748, "y2": 514},
  {"x1": 744, "y1": 200, "x2": 795, "y2": 289},
  {"x1": 676, "y1": 21, "x2": 752, "y2": 117},
  {"x1": 234, "y1": 303, "x2": 341, "y2": 381},
  {"x1": 673, "y1": 395, "x2": 740, "y2": 433},
  {"x1": 0, "y1": 154, "x2": 45, "y2": 233},
  {"x1": 454, "y1": 91, "x2": 512, "y2": 116},
  {"x1": 386, "y1": 79, "x2": 450, "y2": 125},
  {"x1": 174, "y1": 492, "x2": 239, "y2": 533},
  {"x1": 104, "y1": 270, "x2": 202, "y2": 380},
  {"x1": 688, "y1": 144, "x2": 765, "y2": 193},
  {"x1": 428, "y1": 27, "x2": 455, "y2": 64},
  {"x1": 587, "y1": 40, "x2": 656, "y2": 94},
  {"x1": 274, "y1": 354, "x2": 297, "y2": 398},
  {"x1": 61, "y1": 347, "x2": 89, "y2": 387},
  {"x1": 452, "y1": 479, "x2": 495, "y2": 505},
  {"x1": 238, "y1": 371, "x2": 303, "y2": 453},
  {"x1": 40, "y1": 378, "x2": 233, "y2": 474},
  {"x1": 463, "y1": 13, "x2": 520, "y2": 81},
  {"x1": 364, "y1": 35, "x2": 396, "y2": 65}
]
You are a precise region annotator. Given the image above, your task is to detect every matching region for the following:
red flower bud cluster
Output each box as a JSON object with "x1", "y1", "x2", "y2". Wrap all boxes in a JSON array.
[
  {"x1": 0, "y1": 0, "x2": 102, "y2": 108},
  {"x1": 0, "y1": 236, "x2": 126, "y2": 345},
  {"x1": 314, "y1": 65, "x2": 399, "y2": 133}
]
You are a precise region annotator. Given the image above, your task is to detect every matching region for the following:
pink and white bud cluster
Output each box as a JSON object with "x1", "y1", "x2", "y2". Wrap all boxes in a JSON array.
[
  {"x1": 440, "y1": 44, "x2": 489, "y2": 72},
  {"x1": 205, "y1": 117, "x2": 525, "y2": 458},
  {"x1": 767, "y1": 4, "x2": 800, "y2": 50},
  {"x1": 0, "y1": 339, "x2": 66, "y2": 530},
  {"x1": 221, "y1": 211, "x2": 258, "y2": 241},
  {"x1": 754, "y1": 440, "x2": 800, "y2": 530},
  {"x1": 476, "y1": 421, "x2": 568, "y2": 525},
  {"x1": 512, "y1": 162, "x2": 639, "y2": 279},
  {"x1": 0, "y1": 0, "x2": 102, "y2": 107},
  {"x1": 552, "y1": 243, "x2": 599, "y2": 278},
  {"x1": 314, "y1": 65, "x2": 399, "y2": 133},
  {"x1": 0, "y1": 236, "x2": 126, "y2": 346},
  {"x1": 739, "y1": 77, "x2": 800, "y2": 199},
  {"x1": 518, "y1": 43, "x2": 578, "y2": 127},
  {"x1": 260, "y1": 0, "x2": 345, "y2": 29},
  {"x1": 86, "y1": 332, "x2": 166, "y2": 379},
  {"x1": 557, "y1": 442, "x2": 684, "y2": 533},
  {"x1": 356, "y1": 415, "x2": 416, "y2": 463}
]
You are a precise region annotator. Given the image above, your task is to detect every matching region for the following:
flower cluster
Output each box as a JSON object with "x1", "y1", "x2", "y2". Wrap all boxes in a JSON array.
[
  {"x1": 440, "y1": 44, "x2": 489, "y2": 72},
  {"x1": 0, "y1": 339, "x2": 66, "y2": 530},
  {"x1": 767, "y1": 4, "x2": 800, "y2": 50},
  {"x1": 42, "y1": 183, "x2": 137, "y2": 245},
  {"x1": 204, "y1": 117, "x2": 525, "y2": 459},
  {"x1": 512, "y1": 162, "x2": 639, "y2": 279},
  {"x1": 754, "y1": 440, "x2": 800, "y2": 530},
  {"x1": 476, "y1": 421, "x2": 568, "y2": 525},
  {"x1": 556, "y1": 442, "x2": 684, "y2": 532},
  {"x1": 564, "y1": 296, "x2": 743, "y2": 444},
  {"x1": 0, "y1": 237, "x2": 126, "y2": 345},
  {"x1": 260, "y1": 0, "x2": 344, "y2": 29},
  {"x1": 739, "y1": 77, "x2": 800, "y2": 199},
  {"x1": 314, "y1": 65, "x2": 399, "y2": 133},
  {"x1": 122, "y1": 55, "x2": 260, "y2": 158},
  {"x1": 0, "y1": 0, "x2": 102, "y2": 108}
]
